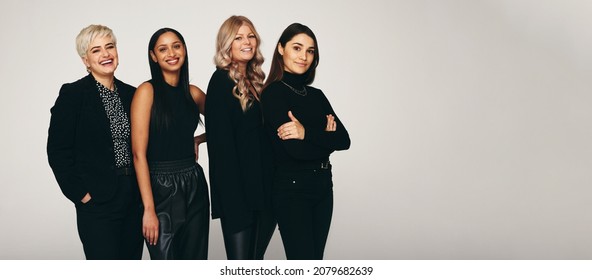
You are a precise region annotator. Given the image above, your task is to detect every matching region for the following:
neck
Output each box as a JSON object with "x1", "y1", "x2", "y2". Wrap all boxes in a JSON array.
[
  {"x1": 92, "y1": 73, "x2": 115, "y2": 90},
  {"x1": 282, "y1": 71, "x2": 306, "y2": 87},
  {"x1": 162, "y1": 71, "x2": 180, "y2": 87},
  {"x1": 236, "y1": 62, "x2": 247, "y2": 76}
]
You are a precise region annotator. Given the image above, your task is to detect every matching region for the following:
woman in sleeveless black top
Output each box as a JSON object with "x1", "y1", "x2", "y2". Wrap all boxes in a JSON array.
[{"x1": 131, "y1": 28, "x2": 209, "y2": 259}]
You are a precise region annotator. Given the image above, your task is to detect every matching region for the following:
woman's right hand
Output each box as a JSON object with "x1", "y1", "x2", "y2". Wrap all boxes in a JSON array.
[
  {"x1": 143, "y1": 210, "x2": 159, "y2": 245},
  {"x1": 277, "y1": 111, "x2": 306, "y2": 140},
  {"x1": 81, "y1": 193, "x2": 92, "y2": 204}
]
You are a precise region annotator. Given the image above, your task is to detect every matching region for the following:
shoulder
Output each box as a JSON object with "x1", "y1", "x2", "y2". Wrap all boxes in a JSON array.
[
  {"x1": 210, "y1": 68, "x2": 230, "y2": 81},
  {"x1": 305, "y1": 85, "x2": 327, "y2": 100},
  {"x1": 261, "y1": 81, "x2": 285, "y2": 102},
  {"x1": 114, "y1": 78, "x2": 136, "y2": 94},
  {"x1": 208, "y1": 68, "x2": 233, "y2": 90},
  {"x1": 305, "y1": 84, "x2": 322, "y2": 93},
  {"x1": 60, "y1": 74, "x2": 93, "y2": 92},
  {"x1": 189, "y1": 84, "x2": 206, "y2": 102},
  {"x1": 131, "y1": 82, "x2": 154, "y2": 113},
  {"x1": 134, "y1": 82, "x2": 154, "y2": 99},
  {"x1": 56, "y1": 75, "x2": 95, "y2": 102},
  {"x1": 206, "y1": 69, "x2": 234, "y2": 101}
]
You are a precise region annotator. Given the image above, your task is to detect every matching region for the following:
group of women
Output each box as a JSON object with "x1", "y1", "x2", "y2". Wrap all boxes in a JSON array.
[{"x1": 47, "y1": 15, "x2": 350, "y2": 260}]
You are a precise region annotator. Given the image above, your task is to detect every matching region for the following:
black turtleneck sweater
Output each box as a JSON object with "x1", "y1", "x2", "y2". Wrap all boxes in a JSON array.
[{"x1": 261, "y1": 72, "x2": 350, "y2": 169}]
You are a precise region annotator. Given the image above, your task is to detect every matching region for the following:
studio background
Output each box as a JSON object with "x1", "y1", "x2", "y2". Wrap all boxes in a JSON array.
[{"x1": 0, "y1": 0, "x2": 590, "y2": 259}]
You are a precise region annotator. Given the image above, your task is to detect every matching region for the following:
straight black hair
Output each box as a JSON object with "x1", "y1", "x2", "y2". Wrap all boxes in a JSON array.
[{"x1": 147, "y1": 27, "x2": 198, "y2": 130}]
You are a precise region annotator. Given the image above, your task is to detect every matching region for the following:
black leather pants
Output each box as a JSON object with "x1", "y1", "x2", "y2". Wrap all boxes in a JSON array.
[
  {"x1": 147, "y1": 158, "x2": 210, "y2": 260},
  {"x1": 221, "y1": 210, "x2": 276, "y2": 260}
]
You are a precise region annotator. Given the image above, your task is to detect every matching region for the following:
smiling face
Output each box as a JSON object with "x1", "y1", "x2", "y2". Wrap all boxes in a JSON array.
[
  {"x1": 82, "y1": 35, "x2": 118, "y2": 78},
  {"x1": 230, "y1": 24, "x2": 257, "y2": 66},
  {"x1": 278, "y1": 33, "x2": 315, "y2": 75},
  {"x1": 150, "y1": 31, "x2": 186, "y2": 73}
]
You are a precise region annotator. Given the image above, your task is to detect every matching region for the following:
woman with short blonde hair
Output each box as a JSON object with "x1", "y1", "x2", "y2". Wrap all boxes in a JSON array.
[{"x1": 48, "y1": 24, "x2": 143, "y2": 259}]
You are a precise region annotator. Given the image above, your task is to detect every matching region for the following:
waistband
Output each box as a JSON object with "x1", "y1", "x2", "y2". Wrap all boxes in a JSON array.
[
  {"x1": 277, "y1": 160, "x2": 331, "y2": 171},
  {"x1": 115, "y1": 167, "x2": 135, "y2": 176},
  {"x1": 149, "y1": 157, "x2": 196, "y2": 173}
]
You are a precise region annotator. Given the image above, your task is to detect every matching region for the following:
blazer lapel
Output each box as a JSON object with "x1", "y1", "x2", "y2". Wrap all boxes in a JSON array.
[{"x1": 82, "y1": 75, "x2": 112, "y2": 138}]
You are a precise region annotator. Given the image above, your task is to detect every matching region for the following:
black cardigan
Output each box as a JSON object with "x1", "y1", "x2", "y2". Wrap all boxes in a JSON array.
[{"x1": 205, "y1": 69, "x2": 273, "y2": 233}]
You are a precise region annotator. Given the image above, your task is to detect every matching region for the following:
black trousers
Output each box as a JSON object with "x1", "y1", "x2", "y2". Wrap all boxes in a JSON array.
[
  {"x1": 147, "y1": 158, "x2": 210, "y2": 260},
  {"x1": 75, "y1": 175, "x2": 143, "y2": 260},
  {"x1": 221, "y1": 210, "x2": 276, "y2": 260},
  {"x1": 273, "y1": 168, "x2": 333, "y2": 260}
]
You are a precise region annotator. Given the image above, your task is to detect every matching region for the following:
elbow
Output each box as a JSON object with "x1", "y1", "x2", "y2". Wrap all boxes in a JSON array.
[
  {"x1": 132, "y1": 149, "x2": 147, "y2": 165},
  {"x1": 337, "y1": 137, "x2": 351, "y2": 151}
]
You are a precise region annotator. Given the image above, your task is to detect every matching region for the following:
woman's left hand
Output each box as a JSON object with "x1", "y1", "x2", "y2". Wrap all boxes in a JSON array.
[
  {"x1": 193, "y1": 133, "x2": 206, "y2": 160},
  {"x1": 278, "y1": 111, "x2": 305, "y2": 140},
  {"x1": 325, "y1": 114, "x2": 336, "y2": 131}
]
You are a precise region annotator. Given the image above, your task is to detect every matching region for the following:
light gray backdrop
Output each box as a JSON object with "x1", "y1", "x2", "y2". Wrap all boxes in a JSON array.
[{"x1": 0, "y1": 0, "x2": 591, "y2": 259}]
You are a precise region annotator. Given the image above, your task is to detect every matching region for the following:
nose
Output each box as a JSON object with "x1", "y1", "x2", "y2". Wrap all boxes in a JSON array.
[
  {"x1": 100, "y1": 48, "x2": 109, "y2": 57},
  {"x1": 300, "y1": 51, "x2": 308, "y2": 61},
  {"x1": 166, "y1": 47, "x2": 174, "y2": 56}
]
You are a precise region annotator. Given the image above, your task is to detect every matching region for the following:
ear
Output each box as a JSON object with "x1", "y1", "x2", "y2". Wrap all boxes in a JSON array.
[
  {"x1": 149, "y1": 50, "x2": 157, "y2": 63},
  {"x1": 277, "y1": 43, "x2": 284, "y2": 56},
  {"x1": 81, "y1": 56, "x2": 89, "y2": 68}
]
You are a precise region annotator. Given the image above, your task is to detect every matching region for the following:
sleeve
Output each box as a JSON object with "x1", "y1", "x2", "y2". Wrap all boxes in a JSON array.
[
  {"x1": 262, "y1": 85, "x2": 335, "y2": 160},
  {"x1": 47, "y1": 84, "x2": 88, "y2": 204},
  {"x1": 205, "y1": 72, "x2": 245, "y2": 217},
  {"x1": 302, "y1": 90, "x2": 351, "y2": 151}
]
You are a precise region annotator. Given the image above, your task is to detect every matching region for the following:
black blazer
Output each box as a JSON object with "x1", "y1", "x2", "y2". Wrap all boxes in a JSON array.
[{"x1": 47, "y1": 74, "x2": 136, "y2": 205}]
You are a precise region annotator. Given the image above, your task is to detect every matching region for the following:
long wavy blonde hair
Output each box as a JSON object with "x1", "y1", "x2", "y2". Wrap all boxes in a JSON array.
[{"x1": 214, "y1": 15, "x2": 265, "y2": 112}]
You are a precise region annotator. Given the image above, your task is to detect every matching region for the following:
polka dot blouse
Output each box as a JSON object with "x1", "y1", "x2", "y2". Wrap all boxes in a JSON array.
[{"x1": 96, "y1": 81, "x2": 132, "y2": 168}]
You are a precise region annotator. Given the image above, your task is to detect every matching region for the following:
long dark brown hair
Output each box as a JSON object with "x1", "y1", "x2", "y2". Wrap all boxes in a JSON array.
[{"x1": 264, "y1": 23, "x2": 320, "y2": 89}]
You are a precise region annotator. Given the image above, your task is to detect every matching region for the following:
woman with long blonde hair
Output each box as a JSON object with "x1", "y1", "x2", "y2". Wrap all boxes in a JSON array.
[{"x1": 205, "y1": 15, "x2": 275, "y2": 259}]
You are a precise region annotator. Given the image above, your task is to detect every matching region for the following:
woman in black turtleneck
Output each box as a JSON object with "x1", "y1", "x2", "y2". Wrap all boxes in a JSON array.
[{"x1": 261, "y1": 23, "x2": 351, "y2": 260}]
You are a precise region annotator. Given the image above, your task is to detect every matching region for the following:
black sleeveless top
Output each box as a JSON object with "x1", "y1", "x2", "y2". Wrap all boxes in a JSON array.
[{"x1": 147, "y1": 81, "x2": 199, "y2": 161}]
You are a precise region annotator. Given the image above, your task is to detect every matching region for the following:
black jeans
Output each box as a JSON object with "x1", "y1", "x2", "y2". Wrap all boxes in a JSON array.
[
  {"x1": 75, "y1": 175, "x2": 143, "y2": 260},
  {"x1": 273, "y1": 168, "x2": 333, "y2": 260}
]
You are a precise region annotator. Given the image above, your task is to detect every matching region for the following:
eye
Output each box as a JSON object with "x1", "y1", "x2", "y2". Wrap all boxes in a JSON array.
[
  {"x1": 248, "y1": 34, "x2": 256, "y2": 39},
  {"x1": 293, "y1": 46, "x2": 301, "y2": 51},
  {"x1": 106, "y1": 45, "x2": 115, "y2": 49},
  {"x1": 173, "y1": 43, "x2": 182, "y2": 49},
  {"x1": 158, "y1": 47, "x2": 167, "y2": 53},
  {"x1": 307, "y1": 49, "x2": 315, "y2": 54},
  {"x1": 91, "y1": 49, "x2": 100, "y2": 54},
  {"x1": 234, "y1": 36, "x2": 242, "y2": 41}
]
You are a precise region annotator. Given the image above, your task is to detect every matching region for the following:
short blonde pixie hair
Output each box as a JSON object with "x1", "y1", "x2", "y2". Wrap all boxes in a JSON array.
[{"x1": 75, "y1": 24, "x2": 117, "y2": 58}]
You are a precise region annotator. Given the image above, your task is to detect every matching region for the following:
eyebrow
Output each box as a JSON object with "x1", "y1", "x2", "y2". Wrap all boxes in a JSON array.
[
  {"x1": 291, "y1": 42, "x2": 315, "y2": 49},
  {"x1": 89, "y1": 42, "x2": 115, "y2": 50},
  {"x1": 156, "y1": 41, "x2": 182, "y2": 48}
]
